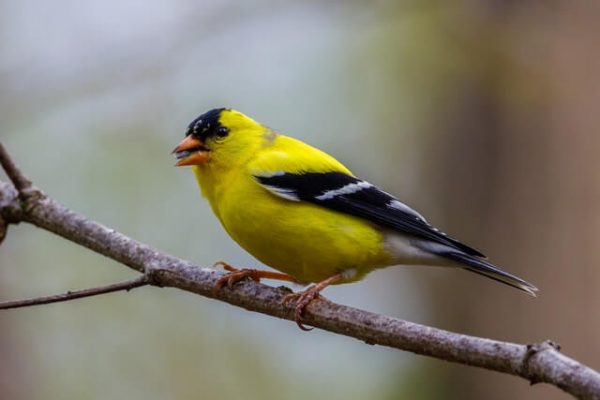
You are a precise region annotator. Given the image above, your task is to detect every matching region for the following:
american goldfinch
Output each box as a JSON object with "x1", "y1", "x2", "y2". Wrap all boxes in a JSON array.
[{"x1": 173, "y1": 108, "x2": 537, "y2": 328}]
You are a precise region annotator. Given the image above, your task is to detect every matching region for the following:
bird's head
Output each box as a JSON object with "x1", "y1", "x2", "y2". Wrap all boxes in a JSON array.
[{"x1": 173, "y1": 108, "x2": 266, "y2": 168}]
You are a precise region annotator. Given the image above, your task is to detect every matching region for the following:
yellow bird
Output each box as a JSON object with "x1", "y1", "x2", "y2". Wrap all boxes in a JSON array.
[{"x1": 173, "y1": 108, "x2": 537, "y2": 329}]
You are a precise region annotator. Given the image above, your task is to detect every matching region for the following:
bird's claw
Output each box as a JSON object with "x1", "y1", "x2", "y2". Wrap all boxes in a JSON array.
[
  {"x1": 212, "y1": 263, "x2": 262, "y2": 296},
  {"x1": 213, "y1": 261, "x2": 327, "y2": 331},
  {"x1": 213, "y1": 261, "x2": 238, "y2": 273},
  {"x1": 283, "y1": 287, "x2": 323, "y2": 331}
]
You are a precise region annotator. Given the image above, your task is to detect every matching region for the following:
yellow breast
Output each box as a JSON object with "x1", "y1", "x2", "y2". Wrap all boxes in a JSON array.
[{"x1": 194, "y1": 165, "x2": 392, "y2": 283}]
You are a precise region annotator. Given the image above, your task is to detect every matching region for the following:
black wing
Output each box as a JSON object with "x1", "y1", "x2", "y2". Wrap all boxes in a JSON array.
[{"x1": 254, "y1": 171, "x2": 485, "y2": 257}]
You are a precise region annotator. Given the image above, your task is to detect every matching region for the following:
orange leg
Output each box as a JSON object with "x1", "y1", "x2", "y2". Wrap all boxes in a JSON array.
[
  {"x1": 283, "y1": 273, "x2": 343, "y2": 331},
  {"x1": 212, "y1": 261, "x2": 298, "y2": 296}
]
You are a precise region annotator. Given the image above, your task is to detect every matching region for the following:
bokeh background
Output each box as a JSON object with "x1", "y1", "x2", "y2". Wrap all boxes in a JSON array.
[{"x1": 1, "y1": 1, "x2": 599, "y2": 399}]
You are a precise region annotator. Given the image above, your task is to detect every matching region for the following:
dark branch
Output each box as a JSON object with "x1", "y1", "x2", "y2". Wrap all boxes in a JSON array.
[
  {"x1": 0, "y1": 276, "x2": 149, "y2": 310},
  {"x1": 1, "y1": 147, "x2": 600, "y2": 399},
  {"x1": 0, "y1": 143, "x2": 32, "y2": 194},
  {"x1": 0, "y1": 213, "x2": 6, "y2": 245}
]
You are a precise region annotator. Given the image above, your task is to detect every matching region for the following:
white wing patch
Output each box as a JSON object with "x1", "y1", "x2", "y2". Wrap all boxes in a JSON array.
[
  {"x1": 387, "y1": 200, "x2": 427, "y2": 222},
  {"x1": 254, "y1": 171, "x2": 286, "y2": 178},
  {"x1": 254, "y1": 172, "x2": 300, "y2": 201},
  {"x1": 315, "y1": 180, "x2": 373, "y2": 201},
  {"x1": 260, "y1": 184, "x2": 300, "y2": 201}
]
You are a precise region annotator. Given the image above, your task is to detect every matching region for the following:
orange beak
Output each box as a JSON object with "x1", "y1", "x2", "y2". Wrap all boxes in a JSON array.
[{"x1": 172, "y1": 135, "x2": 210, "y2": 166}]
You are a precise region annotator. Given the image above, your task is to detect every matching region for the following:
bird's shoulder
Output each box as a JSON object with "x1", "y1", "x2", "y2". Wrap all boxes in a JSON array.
[{"x1": 248, "y1": 134, "x2": 352, "y2": 177}]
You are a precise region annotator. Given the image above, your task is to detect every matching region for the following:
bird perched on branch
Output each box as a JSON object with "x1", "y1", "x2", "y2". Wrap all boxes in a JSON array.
[{"x1": 173, "y1": 108, "x2": 537, "y2": 329}]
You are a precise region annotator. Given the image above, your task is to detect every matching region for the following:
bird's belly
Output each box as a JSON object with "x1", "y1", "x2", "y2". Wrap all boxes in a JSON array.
[{"x1": 217, "y1": 190, "x2": 393, "y2": 283}]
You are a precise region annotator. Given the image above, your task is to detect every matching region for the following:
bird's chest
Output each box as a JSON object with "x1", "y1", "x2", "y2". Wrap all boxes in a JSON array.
[
  {"x1": 215, "y1": 175, "x2": 284, "y2": 245},
  {"x1": 210, "y1": 175, "x2": 391, "y2": 282}
]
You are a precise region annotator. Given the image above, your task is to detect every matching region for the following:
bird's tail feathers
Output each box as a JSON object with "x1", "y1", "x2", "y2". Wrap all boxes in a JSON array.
[{"x1": 443, "y1": 252, "x2": 538, "y2": 297}]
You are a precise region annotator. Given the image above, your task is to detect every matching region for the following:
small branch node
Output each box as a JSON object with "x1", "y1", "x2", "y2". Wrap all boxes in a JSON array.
[
  {"x1": 524, "y1": 340, "x2": 562, "y2": 385},
  {"x1": 143, "y1": 267, "x2": 165, "y2": 288},
  {"x1": 20, "y1": 187, "x2": 46, "y2": 211}
]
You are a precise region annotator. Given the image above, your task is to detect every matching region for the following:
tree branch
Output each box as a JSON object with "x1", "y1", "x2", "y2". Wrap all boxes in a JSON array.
[
  {"x1": 0, "y1": 276, "x2": 149, "y2": 310},
  {"x1": 1, "y1": 144, "x2": 599, "y2": 399},
  {"x1": 0, "y1": 143, "x2": 32, "y2": 194}
]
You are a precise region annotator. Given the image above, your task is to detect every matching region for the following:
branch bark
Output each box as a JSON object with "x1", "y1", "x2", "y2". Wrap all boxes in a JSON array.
[
  {"x1": 1, "y1": 146, "x2": 599, "y2": 399},
  {"x1": 0, "y1": 276, "x2": 149, "y2": 310}
]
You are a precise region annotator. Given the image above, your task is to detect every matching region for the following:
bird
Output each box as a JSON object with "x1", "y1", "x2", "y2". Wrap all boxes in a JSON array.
[{"x1": 173, "y1": 108, "x2": 537, "y2": 329}]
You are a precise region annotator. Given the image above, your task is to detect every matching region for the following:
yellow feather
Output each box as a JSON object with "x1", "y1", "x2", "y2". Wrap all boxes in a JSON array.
[
  {"x1": 180, "y1": 108, "x2": 537, "y2": 298},
  {"x1": 191, "y1": 110, "x2": 393, "y2": 283}
]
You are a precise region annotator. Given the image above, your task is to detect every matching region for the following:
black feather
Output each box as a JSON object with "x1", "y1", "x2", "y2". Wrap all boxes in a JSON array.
[
  {"x1": 255, "y1": 172, "x2": 484, "y2": 257},
  {"x1": 442, "y1": 251, "x2": 537, "y2": 295},
  {"x1": 186, "y1": 108, "x2": 228, "y2": 142}
]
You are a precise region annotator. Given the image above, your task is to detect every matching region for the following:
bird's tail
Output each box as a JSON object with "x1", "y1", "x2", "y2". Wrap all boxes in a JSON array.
[{"x1": 443, "y1": 252, "x2": 538, "y2": 297}]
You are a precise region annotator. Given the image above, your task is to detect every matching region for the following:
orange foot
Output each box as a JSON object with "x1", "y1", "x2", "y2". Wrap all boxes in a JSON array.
[
  {"x1": 283, "y1": 273, "x2": 343, "y2": 331},
  {"x1": 212, "y1": 261, "x2": 298, "y2": 296}
]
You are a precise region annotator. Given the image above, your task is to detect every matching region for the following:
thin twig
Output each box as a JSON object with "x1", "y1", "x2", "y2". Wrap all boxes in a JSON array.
[
  {"x1": 0, "y1": 143, "x2": 32, "y2": 194},
  {"x1": 0, "y1": 275, "x2": 149, "y2": 310},
  {"x1": 0, "y1": 214, "x2": 6, "y2": 245},
  {"x1": 1, "y1": 150, "x2": 600, "y2": 399}
]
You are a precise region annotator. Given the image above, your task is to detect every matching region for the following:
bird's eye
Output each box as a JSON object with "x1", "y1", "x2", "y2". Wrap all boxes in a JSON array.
[{"x1": 216, "y1": 127, "x2": 229, "y2": 138}]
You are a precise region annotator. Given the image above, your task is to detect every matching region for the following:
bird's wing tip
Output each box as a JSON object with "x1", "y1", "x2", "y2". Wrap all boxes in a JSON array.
[{"x1": 522, "y1": 284, "x2": 539, "y2": 297}]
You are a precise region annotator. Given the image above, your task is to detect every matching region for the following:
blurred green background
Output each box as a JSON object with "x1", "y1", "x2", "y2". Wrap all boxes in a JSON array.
[{"x1": 1, "y1": 1, "x2": 599, "y2": 399}]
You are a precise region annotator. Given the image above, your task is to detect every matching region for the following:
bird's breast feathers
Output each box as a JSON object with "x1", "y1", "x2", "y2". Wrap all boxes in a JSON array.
[
  {"x1": 197, "y1": 134, "x2": 476, "y2": 283},
  {"x1": 213, "y1": 171, "x2": 392, "y2": 283}
]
